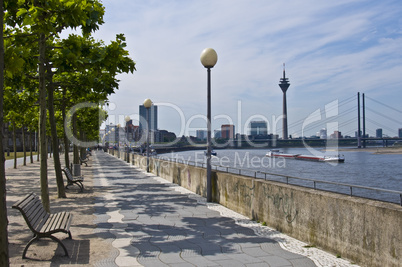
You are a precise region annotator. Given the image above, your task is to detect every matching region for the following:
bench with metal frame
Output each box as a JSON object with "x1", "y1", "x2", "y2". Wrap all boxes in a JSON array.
[
  {"x1": 79, "y1": 156, "x2": 89, "y2": 166},
  {"x1": 62, "y1": 167, "x2": 84, "y2": 192},
  {"x1": 12, "y1": 192, "x2": 73, "y2": 258}
]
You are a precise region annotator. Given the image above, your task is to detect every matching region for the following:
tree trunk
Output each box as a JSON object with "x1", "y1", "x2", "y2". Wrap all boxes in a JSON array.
[
  {"x1": 29, "y1": 131, "x2": 33, "y2": 164},
  {"x1": 80, "y1": 129, "x2": 86, "y2": 160},
  {"x1": 39, "y1": 32, "x2": 49, "y2": 212},
  {"x1": 22, "y1": 125, "x2": 26, "y2": 166},
  {"x1": 6, "y1": 122, "x2": 9, "y2": 157},
  {"x1": 0, "y1": 0, "x2": 10, "y2": 264},
  {"x1": 36, "y1": 131, "x2": 39, "y2": 161},
  {"x1": 46, "y1": 68, "x2": 66, "y2": 198},
  {"x1": 62, "y1": 89, "x2": 70, "y2": 170},
  {"x1": 73, "y1": 113, "x2": 79, "y2": 165},
  {"x1": 64, "y1": 134, "x2": 70, "y2": 170},
  {"x1": 64, "y1": 134, "x2": 70, "y2": 169},
  {"x1": 12, "y1": 121, "x2": 16, "y2": 169},
  {"x1": 48, "y1": 136, "x2": 52, "y2": 158}
]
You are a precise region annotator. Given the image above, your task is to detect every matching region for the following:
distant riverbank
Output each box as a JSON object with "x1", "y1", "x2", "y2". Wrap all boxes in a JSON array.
[{"x1": 338, "y1": 147, "x2": 402, "y2": 154}]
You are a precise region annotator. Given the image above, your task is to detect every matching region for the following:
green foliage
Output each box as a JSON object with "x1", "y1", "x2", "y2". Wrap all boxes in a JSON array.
[
  {"x1": 10, "y1": 0, "x2": 105, "y2": 35},
  {"x1": 3, "y1": 0, "x2": 135, "y2": 143}
]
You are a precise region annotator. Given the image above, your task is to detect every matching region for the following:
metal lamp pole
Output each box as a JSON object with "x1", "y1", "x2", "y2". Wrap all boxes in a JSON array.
[
  {"x1": 125, "y1": 116, "x2": 131, "y2": 162},
  {"x1": 111, "y1": 128, "x2": 115, "y2": 155},
  {"x1": 117, "y1": 124, "x2": 121, "y2": 158},
  {"x1": 143, "y1": 98, "x2": 153, "y2": 172},
  {"x1": 200, "y1": 48, "x2": 218, "y2": 202}
]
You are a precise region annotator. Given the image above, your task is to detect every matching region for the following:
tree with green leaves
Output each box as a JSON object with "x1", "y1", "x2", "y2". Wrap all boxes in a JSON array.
[
  {"x1": 8, "y1": 0, "x2": 105, "y2": 210},
  {"x1": 0, "y1": 0, "x2": 8, "y2": 264},
  {"x1": 53, "y1": 33, "x2": 135, "y2": 166}
]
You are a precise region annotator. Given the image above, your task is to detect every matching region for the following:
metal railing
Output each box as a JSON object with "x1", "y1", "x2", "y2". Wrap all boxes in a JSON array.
[{"x1": 154, "y1": 155, "x2": 402, "y2": 206}]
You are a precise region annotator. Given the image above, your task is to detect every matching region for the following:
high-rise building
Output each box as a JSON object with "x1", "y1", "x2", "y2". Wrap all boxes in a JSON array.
[
  {"x1": 330, "y1": 131, "x2": 342, "y2": 139},
  {"x1": 196, "y1": 130, "x2": 207, "y2": 141},
  {"x1": 139, "y1": 104, "x2": 158, "y2": 142},
  {"x1": 399, "y1": 128, "x2": 402, "y2": 138},
  {"x1": 376, "y1": 128, "x2": 383, "y2": 138},
  {"x1": 319, "y1": 128, "x2": 327, "y2": 139},
  {"x1": 221, "y1": 124, "x2": 235, "y2": 139},
  {"x1": 249, "y1": 121, "x2": 267, "y2": 136}
]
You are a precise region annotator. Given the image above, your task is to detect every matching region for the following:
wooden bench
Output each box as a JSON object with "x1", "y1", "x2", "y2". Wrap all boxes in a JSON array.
[
  {"x1": 62, "y1": 167, "x2": 84, "y2": 192},
  {"x1": 12, "y1": 192, "x2": 73, "y2": 258},
  {"x1": 80, "y1": 157, "x2": 88, "y2": 166}
]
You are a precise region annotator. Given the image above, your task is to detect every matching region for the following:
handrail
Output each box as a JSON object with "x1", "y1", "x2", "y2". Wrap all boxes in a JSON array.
[{"x1": 153, "y1": 154, "x2": 402, "y2": 206}]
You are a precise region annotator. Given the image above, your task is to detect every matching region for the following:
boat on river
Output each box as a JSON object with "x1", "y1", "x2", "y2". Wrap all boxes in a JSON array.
[
  {"x1": 265, "y1": 150, "x2": 345, "y2": 163},
  {"x1": 204, "y1": 150, "x2": 217, "y2": 156}
]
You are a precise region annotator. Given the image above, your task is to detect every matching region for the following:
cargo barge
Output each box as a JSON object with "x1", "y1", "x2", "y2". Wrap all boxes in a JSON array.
[{"x1": 265, "y1": 150, "x2": 345, "y2": 163}]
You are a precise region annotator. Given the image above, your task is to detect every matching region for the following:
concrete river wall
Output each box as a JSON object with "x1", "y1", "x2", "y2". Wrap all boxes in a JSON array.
[{"x1": 113, "y1": 151, "x2": 401, "y2": 267}]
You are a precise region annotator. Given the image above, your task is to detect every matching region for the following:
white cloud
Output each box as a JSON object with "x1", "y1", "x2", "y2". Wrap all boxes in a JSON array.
[{"x1": 94, "y1": 0, "x2": 402, "y2": 137}]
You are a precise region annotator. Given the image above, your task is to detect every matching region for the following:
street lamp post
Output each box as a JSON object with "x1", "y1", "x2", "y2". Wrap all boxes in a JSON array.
[
  {"x1": 108, "y1": 130, "x2": 112, "y2": 154},
  {"x1": 105, "y1": 132, "x2": 108, "y2": 149},
  {"x1": 125, "y1": 116, "x2": 131, "y2": 163},
  {"x1": 111, "y1": 128, "x2": 116, "y2": 156},
  {"x1": 143, "y1": 98, "x2": 153, "y2": 172},
  {"x1": 200, "y1": 48, "x2": 218, "y2": 202},
  {"x1": 117, "y1": 124, "x2": 121, "y2": 158}
]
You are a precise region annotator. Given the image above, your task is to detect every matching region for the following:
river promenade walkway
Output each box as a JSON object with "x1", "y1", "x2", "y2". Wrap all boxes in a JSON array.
[{"x1": 6, "y1": 151, "x2": 357, "y2": 266}]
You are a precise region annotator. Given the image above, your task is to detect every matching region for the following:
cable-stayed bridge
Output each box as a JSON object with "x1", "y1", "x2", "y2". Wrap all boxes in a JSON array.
[{"x1": 273, "y1": 92, "x2": 402, "y2": 147}]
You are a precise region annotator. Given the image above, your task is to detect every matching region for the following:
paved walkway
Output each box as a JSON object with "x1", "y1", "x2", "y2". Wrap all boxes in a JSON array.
[
  {"x1": 90, "y1": 151, "x2": 351, "y2": 267},
  {"x1": 6, "y1": 151, "x2": 356, "y2": 266}
]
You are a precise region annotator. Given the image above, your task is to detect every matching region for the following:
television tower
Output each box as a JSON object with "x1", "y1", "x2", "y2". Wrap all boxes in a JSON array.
[{"x1": 279, "y1": 63, "x2": 290, "y2": 140}]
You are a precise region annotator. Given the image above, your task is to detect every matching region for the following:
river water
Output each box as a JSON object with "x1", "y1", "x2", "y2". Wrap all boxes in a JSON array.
[{"x1": 159, "y1": 147, "x2": 402, "y2": 204}]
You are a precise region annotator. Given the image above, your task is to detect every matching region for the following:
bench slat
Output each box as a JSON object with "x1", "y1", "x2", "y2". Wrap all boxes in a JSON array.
[
  {"x1": 25, "y1": 200, "x2": 48, "y2": 226},
  {"x1": 41, "y1": 213, "x2": 58, "y2": 233},
  {"x1": 27, "y1": 200, "x2": 49, "y2": 231},
  {"x1": 58, "y1": 212, "x2": 71, "y2": 229},
  {"x1": 14, "y1": 194, "x2": 50, "y2": 234},
  {"x1": 43, "y1": 212, "x2": 67, "y2": 232},
  {"x1": 13, "y1": 193, "x2": 36, "y2": 210}
]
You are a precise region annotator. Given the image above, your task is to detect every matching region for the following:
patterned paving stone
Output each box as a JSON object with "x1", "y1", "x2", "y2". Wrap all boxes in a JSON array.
[
  {"x1": 214, "y1": 259, "x2": 248, "y2": 267},
  {"x1": 227, "y1": 252, "x2": 265, "y2": 264},
  {"x1": 91, "y1": 152, "x2": 324, "y2": 267},
  {"x1": 203, "y1": 253, "x2": 232, "y2": 262},
  {"x1": 258, "y1": 255, "x2": 294, "y2": 266},
  {"x1": 181, "y1": 255, "x2": 220, "y2": 267},
  {"x1": 180, "y1": 248, "x2": 203, "y2": 258},
  {"x1": 241, "y1": 246, "x2": 273, "y2": 257},
  {"x1": 158, "y1": 251, "x2": 187, "y2": 264},
  {"x1": 176, "y1": 242, "x2": 203, "y2": 254}
]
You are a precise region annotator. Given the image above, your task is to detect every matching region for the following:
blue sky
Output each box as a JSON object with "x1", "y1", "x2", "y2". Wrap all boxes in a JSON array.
[{"x1": 91, "y1": 0, "x2": 402, "y2": 138}]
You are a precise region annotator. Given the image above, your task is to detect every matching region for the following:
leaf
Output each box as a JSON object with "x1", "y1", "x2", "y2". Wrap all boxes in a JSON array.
[{"x1": 16, "y1": 8, "x2": 28, "y2": 17}]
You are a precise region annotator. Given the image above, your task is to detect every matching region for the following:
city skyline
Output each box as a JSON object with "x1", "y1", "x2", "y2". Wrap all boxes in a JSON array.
[
  {"x1": 88, "y1": 1, "x2": 402, "y2": 138},
  {"x1": 103, "y1": 118, "x2": 401, "y2": 142}
]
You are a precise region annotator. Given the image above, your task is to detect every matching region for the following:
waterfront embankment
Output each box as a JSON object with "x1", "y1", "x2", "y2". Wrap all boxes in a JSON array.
[
  {"x1": 338, "y1": 146, "x2": 402, "y2": 154},
  {"x1": 126, "y1": 151, "x2": 401, "y2": 267}
]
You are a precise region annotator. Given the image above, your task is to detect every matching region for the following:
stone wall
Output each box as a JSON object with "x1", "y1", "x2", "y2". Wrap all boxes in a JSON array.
[{"x1": 126, "y1": 152, "x2": 401, "y2": 267}]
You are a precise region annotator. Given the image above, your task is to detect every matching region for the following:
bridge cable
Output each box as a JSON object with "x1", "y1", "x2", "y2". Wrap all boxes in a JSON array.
[
  {"x1": 365, "y1": 107, "x2": 402, "y2": 125},
  {"x1": 283, "y1": 95, "x2": 357, "y2": 134},
  {"x1": 365, "y1": 118, "x2": 397, "y2": 134},
  {"x1": 365, "y1": 96, "x2": 402, "y2": 115}
]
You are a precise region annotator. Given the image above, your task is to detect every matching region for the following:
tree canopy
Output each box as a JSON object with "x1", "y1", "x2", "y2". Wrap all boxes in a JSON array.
[{"x1": 1, "y1": 1, "x2": 136, "y2": 264}]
